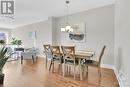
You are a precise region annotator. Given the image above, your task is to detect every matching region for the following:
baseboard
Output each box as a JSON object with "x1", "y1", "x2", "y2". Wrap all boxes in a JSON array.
[
  {"x1": 37, "y1": 55, "x2": 51, "y2": 60},
  {"x1": 101, "y1": 64, "x2": 126, "y2": 87},
  {"x1": 113, "y1": 67, "x2": 126, "y2": 87},
  {"x1": 101, "y1": 64, "x2": 114, "y2": 69},
  {"x1": 37, "y1": 55, "x2": 45, "y2": 58}
]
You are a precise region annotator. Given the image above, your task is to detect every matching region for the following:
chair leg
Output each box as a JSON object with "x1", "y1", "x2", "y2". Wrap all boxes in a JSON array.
[
  {"x1": 45, "y1": 55, "x2": 47, "y2": 69},
  {"x1": 52, "y1": 63, "x2": 54, "y2": 72},
  {"x1": 79, "y1": 59, "x2": 83, "y2": 80},
  {"x1": 58, "y1": 64, "x2": 61, "y2": 73},
  {"x1": 86, "y1": 66, "x2": 88, "y2": 73},
  {"x1": 69, "y1": 66, "x2": 71, "y2": 75},
  {"x1": 63, "y1": 63, "x2": 65, "y2": 77},
  {"x1": 98, "y1": 67, "x2": 101, "y2": 77},
  {"x1": 58, "y1": 64, "x2": 60, "y2": 73},
  {"x1": 74, "y1": 65, "x2": 76, "y2": 80},
  {"x1": 60, "y1": 64, "x2": 62, "y2": 74},
  {"x1": 85, "y1": 66, "x2": 88, "y2": 77},
  {"x1": 32, "y1": 55, "x2": 34, "y2": 63},
  {"x1": 21, "y1": 56, "x2": 23, "y2": 64},
  {"x1": 66, "y1": 66, "x2": 68, "y2": 74},
  {"x1": 49, "y1": 60, "x2": 53, "y2": 71}
]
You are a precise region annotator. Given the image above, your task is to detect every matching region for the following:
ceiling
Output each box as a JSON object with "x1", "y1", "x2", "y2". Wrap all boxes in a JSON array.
[{"x1": 0, "y1": 0, "x2": 115, "y2": 29}]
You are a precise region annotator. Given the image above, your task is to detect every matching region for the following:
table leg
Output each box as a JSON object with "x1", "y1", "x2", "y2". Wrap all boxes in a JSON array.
[
  {"x1": 45, "y1": 55, "x2": 47, "y2": 69},
  {"x1": 79, "y1": 59, "x2": 83, "y2": 80}
]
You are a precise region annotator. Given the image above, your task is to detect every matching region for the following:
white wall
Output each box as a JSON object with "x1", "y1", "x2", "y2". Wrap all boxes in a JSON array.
[
  {"x1": 12, "y1": 18, "x2": 55, "y2": 56},
  {"x1": 50, "y1": 17, "x2": 57, "y2": 45},
  {"x1": 115, "y1": 0, "x2": 130, "y2": 86},
  {"x1": 56, "y1": 5, "x2": 114, "y2": 65}
]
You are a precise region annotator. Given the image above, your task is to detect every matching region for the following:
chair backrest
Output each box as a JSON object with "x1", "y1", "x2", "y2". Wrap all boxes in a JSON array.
[
  {"x1": 51, "y1": 46, "x2": 61, "y2": 59},
  {"x1": 43, "y1": 44, "x2": 52, "y2": 54},
  {"x1": 43, "y1": 44, "x2": 53, "y2": 58},
  {"x1": 61, "y1": 46, "x2": 75, "y2": 60},
  {"x1": 51, "y1": 46, "x2": 61, "y2": 54},
  {"x1": 98, "y1": 45, "x2": 106, "y2": 65},
  {"x1": 14, "y1": 48, "x2": 24, "y2": 52}
]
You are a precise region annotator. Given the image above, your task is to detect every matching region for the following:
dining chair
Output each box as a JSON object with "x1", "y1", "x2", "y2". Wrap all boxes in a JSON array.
[
  {"x1": 14, "y1": 48, "x2": 25, "y2": 58},
  {"x1": 84, "y1": 45, "x2": 106, "y2": 77},
  {"x1": 21, "y1": 48, "x2": 38, "y2": 64},
  {"x1": 43, "y1": 44, "x2": 53, "y2": 69},
  {"x1": 61, "y1": 46, "x2": 78, "y2": 80},
  {"x1": 49, "y1": 46, "x2": 63, "y2": 73},
  {"x1": 6, "y1": 47, "x2": 18, "y2": 61}
]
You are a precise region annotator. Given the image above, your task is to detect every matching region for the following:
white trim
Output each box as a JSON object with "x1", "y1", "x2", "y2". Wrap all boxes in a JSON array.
[
  {"x1": 101, "y1": 64, "x2": 126, "y2": 87},
  {"x1": 37, "y1": 55, "x2": 45, "y2": 58},
  {"x1": 113, "y1": 67, "x2": 120, "y2": 86},
  {"x1": 113, "y1": 67, "x2": 126, "y2": 87},
  {"x1": 37, "y1": 55, "x2": 52, "y2": 60},
  {"x1": 101, "y1": 64, "x2": 114, "y2": 69}
]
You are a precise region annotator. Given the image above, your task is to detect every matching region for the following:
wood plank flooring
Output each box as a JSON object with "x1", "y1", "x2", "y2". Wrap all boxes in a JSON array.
[{"x1": 0, "y1": 58, "x2": 119, "y2": 87}]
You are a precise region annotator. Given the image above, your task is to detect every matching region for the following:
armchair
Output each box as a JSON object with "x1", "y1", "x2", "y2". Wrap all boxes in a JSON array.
[{"x1": 21, "y1": 48, "x2": 38, "y2": 64}]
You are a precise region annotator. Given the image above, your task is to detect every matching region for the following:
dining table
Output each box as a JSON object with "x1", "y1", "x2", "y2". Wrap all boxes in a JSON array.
[{"x1": 44, "y1": 50, "x2": 95, "y2": 80}]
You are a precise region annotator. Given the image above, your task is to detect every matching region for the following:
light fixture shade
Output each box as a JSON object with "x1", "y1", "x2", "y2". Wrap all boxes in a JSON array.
[
  {"x1": 61, "y1": 26, "x2": 74, "y2": 33},
  {"x1": 61, "y1": 0, "x2": 74, "y2": 33},
  {"x1": 69, "y1": 28, "x2": 73, "y2": 32},
  {"x1": 61, "y1": 28, "x2": 66, "y2": 32},
  {"x1": 66, "y1": 26, "x2": 71, "y2": 29}
]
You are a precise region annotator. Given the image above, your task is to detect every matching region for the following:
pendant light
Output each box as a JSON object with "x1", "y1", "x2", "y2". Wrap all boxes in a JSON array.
[{"x1": 61, "y1": 0, "x2": 73, "y2": 33}]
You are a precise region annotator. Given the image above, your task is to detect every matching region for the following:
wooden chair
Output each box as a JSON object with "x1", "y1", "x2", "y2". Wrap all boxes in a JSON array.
[
  {"x1": 43, "y1": 44, "x2": 53, "y2": 69},
  {"x1": 84, "y1": 45, "x2": 106, "y2": 77},
  {"x1": 61, "y1": 46, "x2": 78, "y2": 79},
  {"x1": 49, "y1": 46, "x2": 62, "y2": 72}
]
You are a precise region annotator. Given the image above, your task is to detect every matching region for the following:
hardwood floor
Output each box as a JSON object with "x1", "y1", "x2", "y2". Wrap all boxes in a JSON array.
[{"x1": 0, "y1": 58, "x2": 119, "y2": 87}]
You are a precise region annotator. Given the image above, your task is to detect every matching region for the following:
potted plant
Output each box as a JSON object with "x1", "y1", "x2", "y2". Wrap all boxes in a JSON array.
[
  {"x1": 10, "y1": 38, "x2": 22, "y2": 47},
  {"x1": 0, "y1": 47, "x2": 11, "y2": 84},
  {"x1": 0, "y1": 40, "x2": 6, "y2": 45}
]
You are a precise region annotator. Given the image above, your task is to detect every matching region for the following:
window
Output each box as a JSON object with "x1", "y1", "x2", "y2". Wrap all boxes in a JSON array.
[{"x1": 0, "y1": 32, "x2": 8, "y2": 44}]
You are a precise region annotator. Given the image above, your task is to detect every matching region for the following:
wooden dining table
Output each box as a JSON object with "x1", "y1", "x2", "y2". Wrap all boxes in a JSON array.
[
  {"x1": 44, "y1": 50, "x2": 95, "y2": 80},
  {"x1": 75, "y1": 51, "x2": 94, "y2": 58}
]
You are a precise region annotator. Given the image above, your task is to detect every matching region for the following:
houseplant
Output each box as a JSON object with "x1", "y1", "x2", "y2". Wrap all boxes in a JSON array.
[
  {"x1": 0, "y1": 40, "x2": 6, "y2": 45},
  {"x1": 0, "y1": 47, "x2": 11, "y2": 84},
  {"x1": 10, "y1": 38, "x2": 22, "y2": 47}
]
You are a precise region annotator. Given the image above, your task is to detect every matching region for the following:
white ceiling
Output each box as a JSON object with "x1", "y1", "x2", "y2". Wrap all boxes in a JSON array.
[{"x1": 0, "y1": 0, "x2": 115, "y2": 29}]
